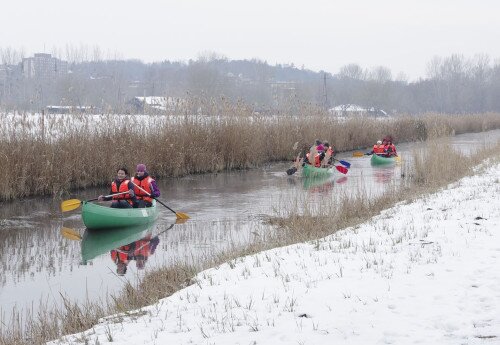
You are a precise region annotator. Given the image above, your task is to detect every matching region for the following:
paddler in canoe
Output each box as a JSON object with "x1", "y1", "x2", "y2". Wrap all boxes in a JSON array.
[
  {"x1": 131, "y1": 163, "x2": 161, "y2": 208},
  {"x1": 365, "y1": 137, "x2": 398, "y2": 157},
  {"x1": 98, "y1": 167, "x2": 136, "y2": 208},
  {"x1": 98, "y1": 164, "x2": 161, "y2": 209},
  {"x1": 304, "y1": 140, "x2": 334, "y2": 167}
]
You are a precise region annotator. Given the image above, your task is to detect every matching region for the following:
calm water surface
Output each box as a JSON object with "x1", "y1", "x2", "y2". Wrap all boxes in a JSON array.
[{"x1": 1, "y1": 130, "x2": 499, "y2": 322}]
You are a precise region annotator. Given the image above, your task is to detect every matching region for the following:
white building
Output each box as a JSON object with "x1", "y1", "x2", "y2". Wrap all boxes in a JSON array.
[
  {"x1": 131, "y1": 96, "x2": 187, "y2": 112},
  {"x1": 329, "y1": 104, "x2": 388, "y2": 117}
]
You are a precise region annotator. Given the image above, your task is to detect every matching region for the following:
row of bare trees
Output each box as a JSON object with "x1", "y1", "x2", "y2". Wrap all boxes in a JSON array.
[{"x1": 1, "y1": 47, "x2": 500, "y2": 114}]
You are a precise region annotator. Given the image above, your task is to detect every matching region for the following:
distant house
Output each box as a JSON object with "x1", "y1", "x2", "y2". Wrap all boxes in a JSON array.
[
  {"x1": 129, "y1": 96, "x2": 187, "y2": 113},
  {"x1": 329, "y1": 104, "x2": 388, "y2": 117},
  {"x1": 45, "y1": 105, "x2": 93, "y2": 114}
]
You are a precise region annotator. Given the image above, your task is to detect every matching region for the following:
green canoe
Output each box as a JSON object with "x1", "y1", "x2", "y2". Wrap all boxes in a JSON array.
[
  {"x1": 81, "y1": 200, "x2": 159, "y2": 230},
  {"x1": 302, "y1": 164, "x2": 335, "y2": 178},
  {"x1": 81, "y1": 222, "x2": 155, "y2": 262},
  {"x1": 370, "y1": 154, "x2": 396, "y2": 166}
]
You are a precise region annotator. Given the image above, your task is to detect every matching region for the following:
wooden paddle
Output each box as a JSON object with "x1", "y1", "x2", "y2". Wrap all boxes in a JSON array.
[
  {"x1": 60, "y1": 192, "x2": 130, "y2": 212},
  {"x1": 131, "y1": 182, "x2": 190, "y2": 220}
]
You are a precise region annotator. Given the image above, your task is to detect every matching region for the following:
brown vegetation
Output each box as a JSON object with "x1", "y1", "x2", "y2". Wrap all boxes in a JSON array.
[{"x1": 1, "y1": 103, "x2": 500, "y2": 200}]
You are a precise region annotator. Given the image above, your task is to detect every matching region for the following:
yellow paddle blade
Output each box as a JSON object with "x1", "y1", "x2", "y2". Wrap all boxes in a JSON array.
[
  {"x1": 352, "y1": 151, "x2": 364, "y2": 157},
  {"x1": 60, "y1": 199, "x2": 83, "y2": 212},
  {"x1": 60, "y1": 227, "x2": 82, "y2": 241},
  {"x1": 395, "y1": 155, "x2": 402, "y2": 163},
  {"x1": 175, "y1": 212, "x2": 190, "y2": 220},
  {"x1": 175, "y1": 218, "x2": 189, "y2": 224}
]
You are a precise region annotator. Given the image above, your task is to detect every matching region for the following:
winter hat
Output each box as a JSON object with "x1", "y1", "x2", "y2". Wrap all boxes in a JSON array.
[{"x1": 136, "y1": 164, "x2": 147, "y2": 172}]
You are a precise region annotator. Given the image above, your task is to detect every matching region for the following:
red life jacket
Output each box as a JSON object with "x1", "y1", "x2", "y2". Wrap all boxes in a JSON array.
[
  {"x1": 111, "y1": 179, "x2": 132, "y2": 204},
  {"x1": 305, "y1": 153, "x2": 321, "y2": 167},
  {"x1": 373, "y1": 144, "x2": 385, "y2": 154},
  {"x1": 132, "y1": 176, "x2": 154, "y2": 202},
  {"x1": 387, "y1": 144, "x2": 397, "y2": 155}
]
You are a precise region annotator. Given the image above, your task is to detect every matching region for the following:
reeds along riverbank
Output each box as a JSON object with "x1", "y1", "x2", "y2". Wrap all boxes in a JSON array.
[
  {"x1": 2, "y1": 138, "x2": 499, "y2": 345},
  {"x1": 1, "y1": 106, "x2": 500, "y2": 200}
]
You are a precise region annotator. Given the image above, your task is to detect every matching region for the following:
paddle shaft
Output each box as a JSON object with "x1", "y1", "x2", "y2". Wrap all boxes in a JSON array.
[
  {"x1": 130, "y1": 182, "x2": 179, "y2": 215},
  {"x1": 90, "y1": 191, "x2": 130, "y2": 202}
]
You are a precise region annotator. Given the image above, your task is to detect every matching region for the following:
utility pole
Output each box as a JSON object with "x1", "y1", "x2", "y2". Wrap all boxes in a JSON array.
[{"x1": 323, "y1": 72, "x2": 328, "y2": 110}]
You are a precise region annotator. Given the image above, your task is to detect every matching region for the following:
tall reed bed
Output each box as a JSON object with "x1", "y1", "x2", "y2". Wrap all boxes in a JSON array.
[{"x1": 1, "y1": 103, "x2": 499, "y2": 201}]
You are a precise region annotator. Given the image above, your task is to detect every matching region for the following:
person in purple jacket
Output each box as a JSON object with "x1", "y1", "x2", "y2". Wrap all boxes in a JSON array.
[{"x1": 131, "y1": 163, "x2": 161, "y2": 208}]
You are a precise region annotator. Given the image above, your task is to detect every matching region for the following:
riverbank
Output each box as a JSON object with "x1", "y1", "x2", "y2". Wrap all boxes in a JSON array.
[
  {"x1": 50, "y1": 163, "x2": 500, "y2": 344},
  {"x1": 1, "y1": 110, "x2": 500, "y2": 200}
]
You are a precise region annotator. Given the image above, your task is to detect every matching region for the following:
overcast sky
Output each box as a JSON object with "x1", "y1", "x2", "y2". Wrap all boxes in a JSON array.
[{"x1": 1, "y1": 0, "x2": 499, "y2": 80}]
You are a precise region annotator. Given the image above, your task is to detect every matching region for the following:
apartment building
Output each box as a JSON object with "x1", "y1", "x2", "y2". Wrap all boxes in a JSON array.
[{"x1": 22, "y1": 53, "x2": 68, "y2": 79}]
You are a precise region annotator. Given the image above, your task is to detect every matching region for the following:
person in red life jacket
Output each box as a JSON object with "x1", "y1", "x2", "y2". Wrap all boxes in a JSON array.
[
  {"x1": 110, "y1": 243, "x2": 132, "y2": 276},
  {"x1": 305, "y1": 150, "x2": 322, "y2": 167},
  {"x1": 366, "y1": 140, "x2": 386, "y2": 155},
  {"x1": 386, "y1": 139, "x2": 398, "y2": 157},
  {"x1": 98, "y1": 168, "x2": 136, "y2": 208},
  {"x1": 315, "y1": 139, "x2": 325, "y2": 153},
  {"x1": 302, "y1": 140, "x2": 324, "y2": 167},
  {"x1": 319, "y1": 141, "x2": 335, "y2": 165},
  {"x1": 131, "y1": 164, "x2": 160, "y2": 208}
]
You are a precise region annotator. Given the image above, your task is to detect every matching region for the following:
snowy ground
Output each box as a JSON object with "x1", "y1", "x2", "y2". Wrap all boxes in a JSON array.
[{"x1": 50, "y1": 164, "x2": 500, "y2": 345}]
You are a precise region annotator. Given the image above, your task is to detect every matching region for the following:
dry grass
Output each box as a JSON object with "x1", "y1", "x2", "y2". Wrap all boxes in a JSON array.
[{"x1": 1, "y1": 102, "x2": 500, "y2": 200}]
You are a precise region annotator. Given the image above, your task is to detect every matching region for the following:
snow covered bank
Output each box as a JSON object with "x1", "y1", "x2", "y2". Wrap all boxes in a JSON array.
[{"x1": 51, "y1": 164, "x2": 500, "y2": 345}]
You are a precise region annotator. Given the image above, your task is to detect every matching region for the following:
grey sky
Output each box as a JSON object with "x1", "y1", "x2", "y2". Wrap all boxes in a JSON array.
[{"x1": 1, "y1": 0, "x2": 499, "y2": 80}]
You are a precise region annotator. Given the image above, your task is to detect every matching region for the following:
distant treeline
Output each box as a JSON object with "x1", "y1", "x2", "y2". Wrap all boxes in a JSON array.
[{"x1": 1, "y1": 48, "x2": 500, "y2": 114}]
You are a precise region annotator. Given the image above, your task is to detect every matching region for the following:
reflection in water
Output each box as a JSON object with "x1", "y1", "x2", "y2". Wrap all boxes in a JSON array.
[
  {"x1": 302, "y1": 176, "x2": 335, "y2": 194},
  {"x1": 110, "y1": 233, "x2": 160, "y2": 276},
  {"x1": 80, "y1": 222, "x2": 177, "y2": 276},
  {"x1": 336, "y1": 176, "x2": 348, "y2": 184},
  {"x1": 372, "y1": 166, "x2": 396, "y2": 183},
  {"x1": 81, "y1": 223, "x2": 156, "y2": 263}
]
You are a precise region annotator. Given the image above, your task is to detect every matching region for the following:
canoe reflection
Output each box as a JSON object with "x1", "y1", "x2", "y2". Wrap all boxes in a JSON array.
[
  {"x1": 81, "y1": 222, "x2": 175, "y2": 275},
  {"x1": 373, "y1": 166, "x2": 395, "y2": 183},
  {"x1": 303, "y1": 175, "x2": 335, "y2": 192}
]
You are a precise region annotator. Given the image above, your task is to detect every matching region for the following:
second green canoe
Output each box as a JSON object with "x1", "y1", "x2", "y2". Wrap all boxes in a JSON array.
[
  {"x1": 302, "y1": 164, "x2": 335, "y2": 178},
  {"x1": 82, "y1": 200, "x2": 159, "y2": 230}
]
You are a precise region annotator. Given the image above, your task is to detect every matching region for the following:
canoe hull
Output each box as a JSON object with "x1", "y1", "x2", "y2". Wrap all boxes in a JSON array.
[
  {"x1": 302, "y1": 164, "x2": 335, "y2": 178},
  {"x1": 82, "y1": 200, "x2": 159, "y2": 230},
  {"x1": 370, "y1": 154, "x2": 396, "y2": 166}
]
